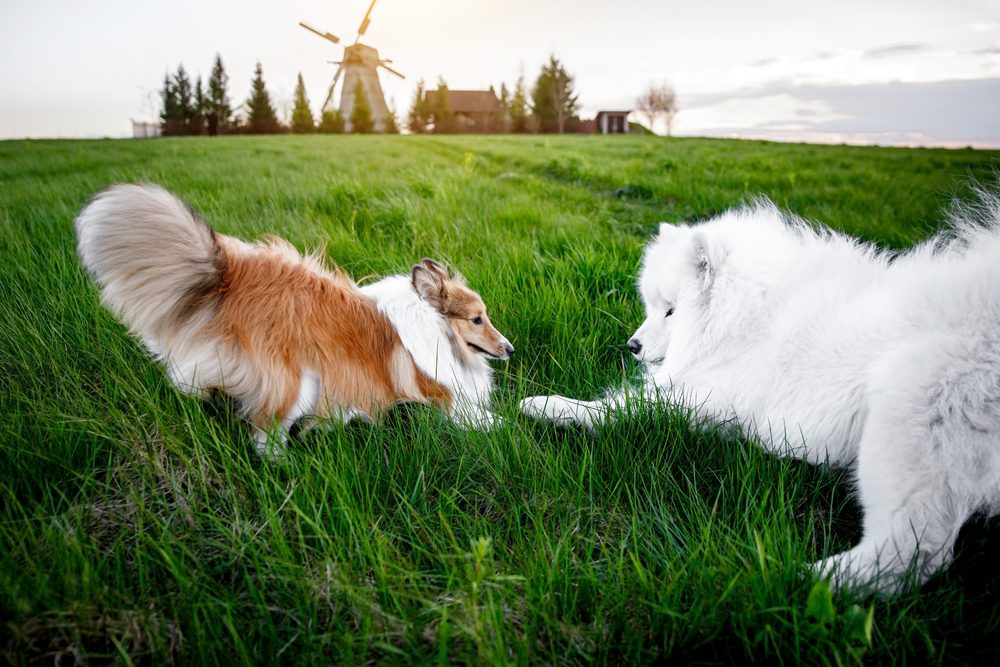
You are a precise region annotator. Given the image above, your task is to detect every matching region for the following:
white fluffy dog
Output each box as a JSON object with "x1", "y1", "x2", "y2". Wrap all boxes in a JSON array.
[{"x1": 521, "y1": 196, "x2": 1000, "y2": 594}]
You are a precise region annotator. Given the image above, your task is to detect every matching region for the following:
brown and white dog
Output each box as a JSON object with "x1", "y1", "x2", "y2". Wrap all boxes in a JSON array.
[{"x1": 75, "y1": 184, "x2": 513, "y2": 456}]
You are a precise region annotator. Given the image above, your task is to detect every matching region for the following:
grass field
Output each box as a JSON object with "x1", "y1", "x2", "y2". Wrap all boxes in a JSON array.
[{"x1": 1, "y1": 135, "x2": 999, "y2": 665}]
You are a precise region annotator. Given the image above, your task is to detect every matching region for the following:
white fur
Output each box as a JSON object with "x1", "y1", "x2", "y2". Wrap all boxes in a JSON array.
[
  {"x1": 361, "y1": 275, "x2": 502, "y2": 428},
  {"x1": 76, "y1": 184, "x2": 219, "y2": 374},
  {"x1": 522, "y1": 196, "x2": 1000, "y2": 594}
]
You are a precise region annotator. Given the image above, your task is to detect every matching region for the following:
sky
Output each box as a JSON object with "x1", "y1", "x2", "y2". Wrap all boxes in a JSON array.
[{"x1": 1, "y1": 0, "x2": 998, "y2": 146}]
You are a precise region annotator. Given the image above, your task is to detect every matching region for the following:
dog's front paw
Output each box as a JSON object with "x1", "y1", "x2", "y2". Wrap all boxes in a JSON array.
[
  {"x1": 520, "y1": 395, "x2": 558, "y2": 419},
  {"x1": 519, "y1": 395, "x2": 594, "y2": 428},
  {"x1": 468, "y1": 410, "x2": 505, "y2": 430}
]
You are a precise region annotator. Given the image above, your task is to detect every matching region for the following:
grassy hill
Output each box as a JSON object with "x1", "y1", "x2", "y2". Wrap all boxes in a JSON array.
[{"x1": 1, "y1": 135, "x2": 998, "y2": 664}]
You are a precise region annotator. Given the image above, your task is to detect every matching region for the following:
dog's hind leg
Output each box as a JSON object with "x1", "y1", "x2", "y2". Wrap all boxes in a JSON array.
[
  {"x1": 253, "y1": 369, "x2": 321, "y2": 460},
  {"x1": 812, "y1": 342, "x2": 997, "y2": 594},
  {"x1": 812, "y1": 450, "x2": 971, "y2": 596}
]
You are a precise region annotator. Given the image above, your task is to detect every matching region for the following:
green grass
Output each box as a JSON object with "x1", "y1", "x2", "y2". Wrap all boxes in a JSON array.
[{"x1": 1, "y1": 135, "x2": 998, "y2": 664}]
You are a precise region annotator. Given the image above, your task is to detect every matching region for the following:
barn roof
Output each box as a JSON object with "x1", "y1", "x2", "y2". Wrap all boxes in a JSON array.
[{"x1": 425, "y1": 89, "x2": 501, "y2": 114}]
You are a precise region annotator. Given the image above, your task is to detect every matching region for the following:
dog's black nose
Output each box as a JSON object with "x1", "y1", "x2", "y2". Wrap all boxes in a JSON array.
[
  {"x1": 504, "y1": 343, "x2": 515, "y2": 357},
  {"x1": 627, "y1": 338, "x2": 642, "y2": 355}
]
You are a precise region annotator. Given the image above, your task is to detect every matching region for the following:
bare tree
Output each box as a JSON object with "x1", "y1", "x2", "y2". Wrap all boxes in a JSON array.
[{"x1": 636, "y1": 83, "x2": 678, "y2": 136}]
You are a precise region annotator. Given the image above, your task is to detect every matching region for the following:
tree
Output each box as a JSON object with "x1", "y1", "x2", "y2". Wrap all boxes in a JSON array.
[
  {"x1": 636, "y1": 83, "x2": 678, "y2": 136},
  {"x1": 349, "y1": 79, "x2": 374, "y2": 134},
  {"x1": 531, "y1": 54, "x2": 579, "y2": 134},
  {"x1": 407, "y1": 79, "x2": 429, "y2": 134},
  {"x1": 663, "y1": 87, "x2": 678, "y2": 137},
  {"x1": 498, "y1": 82, "x2": 511, "y2": 132},
  {"x1": 318, "y1": 109, "x2": 345, "y2": 133},
  {"x1": 246, "y1": 61, "x2": 281, "y2": 134},
  {"x1": 174, "y1": 64, "x2": 194, "y2": 132},
  {"x1": 509, "y1": 75, "x2": 528, "y2": 133},
  {"x1": 384, "y1": 100, "x2": 400, "y2": 134},
  {"x1": 192, "y1": 75, "x2": 207, "y2": 135},
  {"x1": 430, "y1": 77, "x2": 455, "y2": 134},
  {"x1": 206, "y1": 54, "x2": 232, "y2": 136},
  {"x1": 159, "y1": 72, "x2": 183, "y2": 136},
  {"x1": 290, "y1": 73, "x2": 315, "y2": 134},
  {"x1": 159, "y1": 65, "x2": 199, "y2": 136}
]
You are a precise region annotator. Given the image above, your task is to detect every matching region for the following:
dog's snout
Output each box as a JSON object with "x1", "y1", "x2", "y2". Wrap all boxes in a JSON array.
[
  {"x1": 504, "y1": 343, "x2": 515, "y2": 357},
  {"x1": 627, "y1": 338, "x2": 642, "y2": 355}
]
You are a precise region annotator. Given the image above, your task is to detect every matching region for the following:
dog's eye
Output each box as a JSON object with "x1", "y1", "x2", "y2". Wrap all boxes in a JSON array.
[
  {"x1": 665, "y1": 308, "x2": 675, "y2": 318},
  {"x1": 472, "y1": 316, "x2": 483, "y2": 325}
]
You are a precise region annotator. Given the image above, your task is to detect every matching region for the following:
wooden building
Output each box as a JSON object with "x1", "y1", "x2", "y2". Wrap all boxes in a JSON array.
[
  {"x1": 425, "y1": 87, "x2": 502, "y2": 133},
  {"x1": 594, "y1": 110, "x2": 630, "y2": 134}
]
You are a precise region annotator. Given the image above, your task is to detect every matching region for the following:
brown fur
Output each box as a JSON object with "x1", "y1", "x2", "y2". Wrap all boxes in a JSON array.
[
  {"x1": 175, "y1": 229, "x2": 226, "y2": 324},
  {"x1": 204, "y1": 236, "x2": 451, "y2": 429}
]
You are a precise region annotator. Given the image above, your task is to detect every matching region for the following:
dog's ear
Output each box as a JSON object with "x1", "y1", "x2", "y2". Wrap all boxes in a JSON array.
[
  {"x1": 412, "y1": 259, "x2": 448, "y2": 308},
  {"x1": 656, "y1": 222, "x2": 691, "y2": 241},
  {"x1": 690, "y1": 232, "x2": 716, "y2": 290},
  {"x1": 419, "y1": 258, "x2": 451, "y2": 279},
  {"x1": 657, "y1": 222, "x2": 682, "y2": 242},
  {"x1": 421, "y1": 257, "x2": 467, "y2": 286}
]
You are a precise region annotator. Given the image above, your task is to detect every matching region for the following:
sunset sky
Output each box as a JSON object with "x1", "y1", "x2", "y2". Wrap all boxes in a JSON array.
[{"x1": 2, "y1": 0, "x2": 998, "y2": 146}]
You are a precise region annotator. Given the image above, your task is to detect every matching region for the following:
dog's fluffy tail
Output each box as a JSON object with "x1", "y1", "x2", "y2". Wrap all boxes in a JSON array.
[{"x1": 75, "y1": 183, "x2": 223, "y2": 350}]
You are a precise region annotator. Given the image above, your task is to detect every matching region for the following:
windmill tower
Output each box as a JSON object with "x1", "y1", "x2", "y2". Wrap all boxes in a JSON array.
[{"x1": 300, "y1": 0, "x2": 404, "y2": 132}]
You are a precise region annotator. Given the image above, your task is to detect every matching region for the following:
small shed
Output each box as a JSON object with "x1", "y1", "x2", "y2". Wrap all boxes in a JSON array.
[
  {"x1": 425, "y1": 88, "x2": 502, "y2": 133},
  {"x1": 594, "y1": 110, "x2": 630, "y2": 134}
]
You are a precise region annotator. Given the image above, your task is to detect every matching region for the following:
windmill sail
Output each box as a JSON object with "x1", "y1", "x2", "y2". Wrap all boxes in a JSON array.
[{"x1": 301, "y1": 0, "x2": 398, "y2": 132}]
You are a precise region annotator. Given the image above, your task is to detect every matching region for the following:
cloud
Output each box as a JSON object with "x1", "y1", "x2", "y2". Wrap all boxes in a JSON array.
[
  {"x1": 709, "y1": 43, "x2": 997, "y2": 94},
  {"x1": 863, "y1": 43, "x2": 929, "y2": 59},
  {"x1": 677, "y1": 78, "x2": 1000, "y2": 147}
]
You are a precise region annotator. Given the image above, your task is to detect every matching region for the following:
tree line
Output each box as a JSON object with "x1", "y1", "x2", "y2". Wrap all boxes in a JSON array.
[
  {"x1": 157, "y1": 53, "x2": 677, "y2": 136},
  {"x1": 158, "y1": 55, "x2": 396, "y2": 136}
]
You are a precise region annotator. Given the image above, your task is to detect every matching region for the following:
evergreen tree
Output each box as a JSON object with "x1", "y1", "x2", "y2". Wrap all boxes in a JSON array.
[
  {"x1": 384, "y1": 103, "x2": 400, "y2": 134},
  {"x1": 192, "y1": 76, "x2": 207, "y2": 135},
  {"x1": 531, "y1": 54, "x2": 579, "y2": 134},
  {"x1": 174, "y1": 65, "x2": 194, "y2": 134},
  {"x1": 407, "y1": 79, "x2": 428, "y2": 134},
  {"x1": 431, "y1": 77, "x2": 455, "y2": 134},
  {"x1": 174, "y1": 64, "x2": 194, "y2": 134},
  {"x1": 499, "y1": 82, "x2": 511, "y2": 132},
  {"x1": 318, "y1": 109, "x2": 345, "y2": 134},
  {"x1": 246, "y1": 61, "x2": 280, "y2": 134},
  {"x1": 509, "y1": 75, "x2": 528, "y2": 134},
  {"x1": 207, "y1": 54, "x2": 232, "y2": 135},
  {"x1": 290, "y1": 73, "x2": 315, "y2": 134},
  {"x1": 349, "y1": 79, "x2": 374, "y2": 134},
  {"x1": 159, "y1": 72, "x2": 183, "y2": 136}
]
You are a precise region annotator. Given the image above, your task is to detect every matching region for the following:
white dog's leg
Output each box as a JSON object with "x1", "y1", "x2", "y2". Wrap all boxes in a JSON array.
[
  {"x1": 812, "y1": 481, "x2": 969, "y2": 596},
  {"x1": 812, "y1": 376, "x2": 984, "y2": 594},
  {"x1": 519, "y1": 395, "x2": 615, "y2": 429}
]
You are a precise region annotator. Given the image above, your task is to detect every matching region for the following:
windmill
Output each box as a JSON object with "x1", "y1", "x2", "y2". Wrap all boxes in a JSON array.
[{"x1": 300, "y1": 0, "x2": 404, "y2": 132}]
